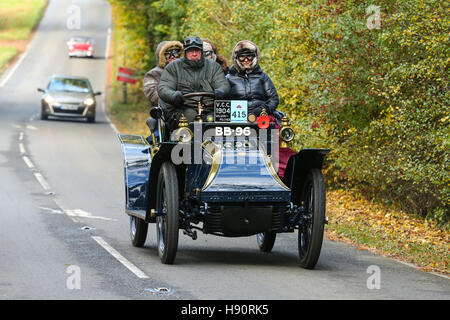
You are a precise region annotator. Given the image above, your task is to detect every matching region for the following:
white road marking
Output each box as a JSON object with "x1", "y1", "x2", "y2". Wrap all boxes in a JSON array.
[
  {"x1": 65, "y1": 209, "x2": 117, "y2": 221},
  {"x1": 22, "y1": 156, "x2": 34, "y2": 168},
  {"x1": 105, "y1": 27, "x2": 111, "y2": 59},
  {"x1": 19, "y1": 132, "x2": 24, "y2": 141},
  {"x1": 26, "y1": 125, "x2": 38, "y2": 130},
  {"x1": 39, "y1": 206, "x2": 64, "y2": 215},
  {"x1": 39, "y1": 205, "x2": 117, "y2": 222},
  {"x1": 0, "y1": 51, "x2": 28, "y2": 87},
  {"x1": 92, "y1": 236, "x2": 149, "y2": 279},
  {"x1": 53, "y1": 198, "x2": 78, "y2": 222},
  {"x1": 19, "y1": 143, "x2": 26, "y2": 154},
  {"x1": 33, "y1": 172, "x2": 51, "y2": 191}
]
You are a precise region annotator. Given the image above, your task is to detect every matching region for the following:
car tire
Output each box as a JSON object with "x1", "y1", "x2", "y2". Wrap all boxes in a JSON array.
[
  {"x1": 257, "y1": 232, "x2": 276, "y2": 252},
  {"x1": 41, "y1": 111, "x2": 48, "y2": 120},
  {"x1": 156, "y1": 162, "x2": 179, "y2": 264},
  {"x1": 298, "y1": 168, "x2": 325, "y2": 269},
  {"x1": 87, "y1": 113, "x2": 96, "y2": 123},
  {"x1": 130, "y1": 215, "x2": 148, "y2": 247}
]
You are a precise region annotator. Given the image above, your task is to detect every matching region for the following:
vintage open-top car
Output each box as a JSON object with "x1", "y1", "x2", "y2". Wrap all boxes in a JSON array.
[{"x1": 118, "y1": 92, "x2": 329, "y2": 269}]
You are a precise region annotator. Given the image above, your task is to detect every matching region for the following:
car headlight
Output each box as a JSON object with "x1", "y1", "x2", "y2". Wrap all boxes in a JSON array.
[
  {"x1": 83, "y1": 98, "x2": 95, "y2": 106},
  {"x1": 44, "y1": 95, "x2": 54, "y2": 104},
  {"x1": 280, "y1": 127, "x2": 294, "y2": 142},
  {"x1": 171, "y1": 127, "x2": 193, "y2": 143}
]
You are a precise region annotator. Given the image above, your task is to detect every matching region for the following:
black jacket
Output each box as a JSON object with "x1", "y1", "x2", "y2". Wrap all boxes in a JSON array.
[{"x1": 225, "y1": 65, "x2": 279, "y2": 116}]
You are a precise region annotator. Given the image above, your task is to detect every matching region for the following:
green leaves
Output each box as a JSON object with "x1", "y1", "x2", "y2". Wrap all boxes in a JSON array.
[{"x1": 111, "y1": 0, "x2": 449, "y2": 221}]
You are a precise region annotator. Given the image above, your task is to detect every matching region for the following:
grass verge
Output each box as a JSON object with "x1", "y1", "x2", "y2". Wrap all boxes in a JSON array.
[
  {"x1": 0, "y1": 46, "x2": 17, "y2": 74},
  {"x1": 108, "y1": 9, "x2": 149, "y2": 137},
  {"x1": 0, "y1": 0, "x2": 48, "y2": 40},
  {"x1": 0, "y1": 0, "x2": 47, "y2": 75},
  {"x1": 326, "y1": 189, "x2": 449, "y2": 275}
]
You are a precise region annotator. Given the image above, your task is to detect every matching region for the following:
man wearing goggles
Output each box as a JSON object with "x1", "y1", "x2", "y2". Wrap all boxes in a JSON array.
[{"x1": 158, "y1": 36, "x2": 230, "y2": 130}]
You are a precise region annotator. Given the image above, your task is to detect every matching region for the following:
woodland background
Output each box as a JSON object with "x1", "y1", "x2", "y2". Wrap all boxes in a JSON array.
[{"x1": 108, "y1": 0, "x2": 449, "y2": 227}]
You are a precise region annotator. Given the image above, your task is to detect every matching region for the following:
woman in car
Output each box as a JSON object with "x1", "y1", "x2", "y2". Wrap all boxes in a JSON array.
[{"x1": 226, "y1": 40, "x2": 280, "y2": 121}]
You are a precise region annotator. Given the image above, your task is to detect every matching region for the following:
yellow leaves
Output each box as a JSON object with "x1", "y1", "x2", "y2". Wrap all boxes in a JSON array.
[{"x1": 326, "y1": 189, "x2": 450, "y2": 274}]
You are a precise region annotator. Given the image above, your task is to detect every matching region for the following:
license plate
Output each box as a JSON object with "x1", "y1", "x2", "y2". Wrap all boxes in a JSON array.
[
  {"x1": 60, "y1": 104, "x2": 79, "y2": 110},
  {"x1": 214, "y1": 100, "x2": 248, "y2": 123}
]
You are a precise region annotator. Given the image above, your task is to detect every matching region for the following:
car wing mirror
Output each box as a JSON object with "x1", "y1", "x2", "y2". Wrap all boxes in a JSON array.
[
  {"x1": 37, "y1": 88, "x2": 45, "y2": 93},
  {"x1": 94, "y1": 91, "x2": 102, "y2": 96}
]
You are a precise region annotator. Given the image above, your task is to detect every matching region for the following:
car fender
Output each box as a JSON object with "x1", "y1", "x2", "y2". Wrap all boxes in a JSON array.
[{"x1": 282, "y1": 148, "x2": 330, "y2": 204}]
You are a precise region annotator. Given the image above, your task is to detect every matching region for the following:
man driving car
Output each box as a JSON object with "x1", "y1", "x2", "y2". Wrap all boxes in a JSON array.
[{"x1": 157, "y1": 36, "x2": 230, "y2": 130}]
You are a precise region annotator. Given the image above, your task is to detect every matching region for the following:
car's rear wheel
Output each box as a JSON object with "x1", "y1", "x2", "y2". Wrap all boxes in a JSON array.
[
  {"x1": 298, "y1": 168, "x2": 325, "y2": 269},
  {"x1": 156, "y1": 162, "x2": 179, "y2": 264},
  {"x1": 256, "y1": 231, "x2": 276, "y2": 252},
  {"x1": 130, "y1": 215, "x2": 148, "y2": 247}
]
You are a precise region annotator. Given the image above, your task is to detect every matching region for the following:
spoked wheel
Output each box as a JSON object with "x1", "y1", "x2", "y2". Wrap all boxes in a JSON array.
[
  {"x1": 156, "y1": 162, "x2": 179, "y2": 264},
  {"x1": 298, "y1": 168, "x2": 326, "y2": 269},
  {"x1": 257, "y1": 232, "x2": 276, "y2": 252},
  {"x1": 130, "y1": 215, "x2": 148, "y2": 247}
]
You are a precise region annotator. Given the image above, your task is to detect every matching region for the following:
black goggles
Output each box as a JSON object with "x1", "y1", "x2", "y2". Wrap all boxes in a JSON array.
[
  {"x1": 204, "y1": 50, "x2": 214, "y2": 57},
  {"x1": 237, "y1": 54, "x2": 255, "y2": 62},
  {"x1": 184, "y1": 36, "x2": 202, "y2": 49},
  {"x1": 165, "y1": 49, "x2": 181, "y2": 59}
]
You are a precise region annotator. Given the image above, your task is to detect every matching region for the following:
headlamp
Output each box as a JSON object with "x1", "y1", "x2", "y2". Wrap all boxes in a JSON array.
[
  {"x1": 83, "y1": 98, "x2": 95, "y2": 106},
  {"x1": 280, "y1": 127, "x2": 294, "y2": 142},
  {"x1": 44, "y1": 95, "x2": 54, "y2": 104}
]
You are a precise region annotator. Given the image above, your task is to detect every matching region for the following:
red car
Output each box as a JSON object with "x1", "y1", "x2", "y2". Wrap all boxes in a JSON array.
[{"x1": 67, "y1": 36, "x2": 94, "y2": 58}]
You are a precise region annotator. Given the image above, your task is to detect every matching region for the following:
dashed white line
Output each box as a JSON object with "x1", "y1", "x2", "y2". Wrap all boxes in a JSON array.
[
  {"x1": 92, "y1": 236, "x2": 149, "y2": 279},
  {"x1": 22, "y1": 156, "x2": 34, "y2": 168},
  {"x1": 19, "y1": 143, "x2": 26, "y2": 154},
  {"x1": 19, "y1": 132, "x2": 24, "y2": 141},
  {"x1": 33, "y1": 172, "x2": 51, "y2": 191}
]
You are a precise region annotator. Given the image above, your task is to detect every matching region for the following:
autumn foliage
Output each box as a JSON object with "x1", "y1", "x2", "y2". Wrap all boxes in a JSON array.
[{"x1": 109, "y1": 0, "x2": 449, "y2": 224}]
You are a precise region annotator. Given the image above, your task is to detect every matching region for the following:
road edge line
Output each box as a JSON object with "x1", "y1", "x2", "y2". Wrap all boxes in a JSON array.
[{"x1": 92, "y1": 236, "x2": 149, "y2": 279}]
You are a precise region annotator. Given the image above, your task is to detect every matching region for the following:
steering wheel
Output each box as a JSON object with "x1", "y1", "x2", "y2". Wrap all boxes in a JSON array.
[
  {"x1": 183, "y1": 92, "x2": 215, "y2": 108},
  {"x1": 183, "y1": 92, "x2": 214, "y2": 99}
]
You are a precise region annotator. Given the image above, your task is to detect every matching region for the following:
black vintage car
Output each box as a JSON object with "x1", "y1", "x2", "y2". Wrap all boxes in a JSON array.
[{"x1": 118, "y1": 92, "x2": 329, "y2": 269}]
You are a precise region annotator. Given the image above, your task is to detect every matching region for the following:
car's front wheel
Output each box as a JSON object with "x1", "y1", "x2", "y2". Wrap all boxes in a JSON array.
[
  {"x1": 298, "y1": 168, "x2": 325, "y2": 269},
  {"x1": 87, "y1": 112, "x2": 96, "y2": 123},
  {"x1": 156, "y1": 162, "x2": 179, "y2": 264}
]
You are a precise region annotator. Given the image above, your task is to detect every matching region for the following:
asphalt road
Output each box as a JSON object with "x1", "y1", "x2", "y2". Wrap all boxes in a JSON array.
[{"x1": 0, "y1": 0, "x2": 448, "y2": 301}]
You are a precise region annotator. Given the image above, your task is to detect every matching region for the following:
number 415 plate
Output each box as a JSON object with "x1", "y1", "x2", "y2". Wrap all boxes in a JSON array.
[{"x1": 214, "y1": 100, "x2": 248, "y2": 123}]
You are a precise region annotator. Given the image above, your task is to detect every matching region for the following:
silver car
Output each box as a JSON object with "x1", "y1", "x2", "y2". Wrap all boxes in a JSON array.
[{"x1": 38, "y1": 75, "x2": 101, "y2": 122}]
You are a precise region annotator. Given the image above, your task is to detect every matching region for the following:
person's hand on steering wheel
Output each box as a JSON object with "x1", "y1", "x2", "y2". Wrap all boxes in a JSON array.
[{"x1": 173, "y1": 91, "x2": 185, "y2": 105}]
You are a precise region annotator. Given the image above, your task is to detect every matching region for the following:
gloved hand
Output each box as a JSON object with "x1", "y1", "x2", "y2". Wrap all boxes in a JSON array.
[
  {"x1": 214, "y1": 89, "x2": 226, "y2": 100},
  {"x1": 173, "y1": 91, "x2": 185, "y2": 105}
]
